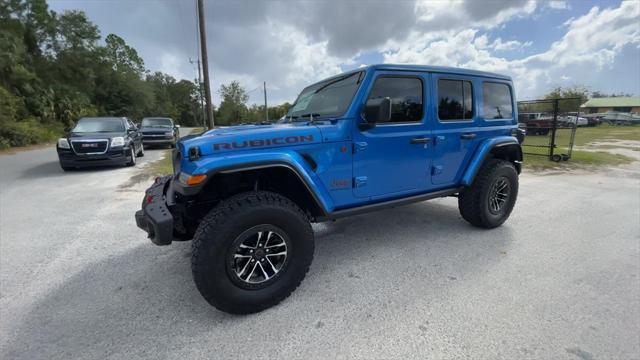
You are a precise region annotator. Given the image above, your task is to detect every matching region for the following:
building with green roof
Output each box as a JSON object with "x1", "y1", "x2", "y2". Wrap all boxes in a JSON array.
[{"x1": 581, "y1": 97, "x2": 640, "y2": 114}]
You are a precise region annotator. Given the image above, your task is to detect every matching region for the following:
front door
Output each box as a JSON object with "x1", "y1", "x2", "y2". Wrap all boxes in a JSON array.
[
  {"x1": 352, "y1": 72, "x2": 432, "y2": 199},
  {"x1": 430, "y1": 75, "x2": 480, "y2": 185}
]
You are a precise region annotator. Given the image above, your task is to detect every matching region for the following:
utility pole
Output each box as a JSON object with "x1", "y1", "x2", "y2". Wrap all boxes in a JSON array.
[
  {"x1": 263, "y1": 81, "x2": 268, "y2": 122},
  {"x1": 189, "y1": 58, "x2": 206, "y2": 128},
  {"x1": 197, "y1": 0, "x2": 214, "y2": 128}
]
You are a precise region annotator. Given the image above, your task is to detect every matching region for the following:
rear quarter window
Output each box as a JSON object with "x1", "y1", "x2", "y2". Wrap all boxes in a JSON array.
[{"x1": 482, "y1": 82, "x2": 513, "y2": 120}]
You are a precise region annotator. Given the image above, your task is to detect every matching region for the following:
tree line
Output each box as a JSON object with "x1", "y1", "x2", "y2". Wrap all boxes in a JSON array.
[{"x1": 0, "y1": 0, "x2": 291, "y2": 149}]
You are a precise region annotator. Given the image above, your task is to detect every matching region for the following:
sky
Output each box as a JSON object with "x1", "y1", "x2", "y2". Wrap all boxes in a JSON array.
[{"x1": 48, "y1": 0, "x2": 640, "y2": 106}]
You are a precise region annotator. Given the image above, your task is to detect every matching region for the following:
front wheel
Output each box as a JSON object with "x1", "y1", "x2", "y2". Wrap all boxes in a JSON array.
[
  {"x1": 458, "y1": 159, "x2": 518, "y2": 229},
  {"x1": 191, "y1": 191, "x2": 314, "y2": 314},
  {"x1": 126, "y1": 146, "x2": 136, "y2": 166}
]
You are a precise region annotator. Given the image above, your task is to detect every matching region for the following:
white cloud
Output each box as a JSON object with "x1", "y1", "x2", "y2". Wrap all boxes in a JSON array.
[
  {"x1": 490, "y1": 38, "x2": 533, "y2": 51},
  {"x1": 548, "y1": 1, "x2": 570, "y2": 10},
  {"x1": 49, "y1": 0, "x2": 639, "y2": 104},
  {"x1": 383, "y1": 1, "x2": 640, "y2": 99}
]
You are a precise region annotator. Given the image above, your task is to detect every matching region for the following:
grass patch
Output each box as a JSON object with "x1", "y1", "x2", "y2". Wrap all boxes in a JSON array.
[
  {"x1": 524, "y1": 151, "x2": 633, "y2": 170},
  {"x1": 146, "y1": 150, "x2": 173, "y2": 176},
  {"x1": 522, "y1": 124, "x2": 638, "y2": 170}
]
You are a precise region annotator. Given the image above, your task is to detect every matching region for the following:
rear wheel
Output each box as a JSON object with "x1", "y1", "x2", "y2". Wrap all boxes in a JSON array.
[
  {"x1": 191, "y1": 191, "x2": 314, "y2": 314},
  {"x1": 458, "y1": 159, "x2": 518, "y2": 229}
]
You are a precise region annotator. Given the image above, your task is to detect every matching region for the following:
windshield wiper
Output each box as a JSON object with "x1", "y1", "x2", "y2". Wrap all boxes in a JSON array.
[{"x1": 299, "y1": 113, "x2": 320, "y2": 120}]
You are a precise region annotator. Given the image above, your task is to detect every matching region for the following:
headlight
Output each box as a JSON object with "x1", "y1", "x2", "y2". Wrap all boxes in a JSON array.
[
  {"x1": 111, "y1": 136, "x2": 125, "y2": 147},
  {"x1": 57, "y1": 138, "x2": 70, "y2": 149}
]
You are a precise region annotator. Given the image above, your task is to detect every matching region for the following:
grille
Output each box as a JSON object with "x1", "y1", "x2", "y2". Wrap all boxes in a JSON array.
[
  {"x1": 71, "y1": 139, "x2": 108, "y2": 154},
  {"x1": 142, "y1": 131, "x2": 169, "y2": 137}
]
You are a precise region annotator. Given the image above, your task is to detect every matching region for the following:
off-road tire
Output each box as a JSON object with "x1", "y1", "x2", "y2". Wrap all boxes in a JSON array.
[
  {"x1": 191, "y1": 191, "x2": 314, "y2": 314},
  {"x1": 126, "y1": 145, "x2": 136, "y2": 166},
  {"x1": 458, "y1": 159, "x2": 518, "y2": 229}
]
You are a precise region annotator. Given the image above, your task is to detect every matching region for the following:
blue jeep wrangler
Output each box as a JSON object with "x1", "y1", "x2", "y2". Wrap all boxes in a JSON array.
[{"x1": 135, "y1": 64, "x2": 523, "y2": 314}]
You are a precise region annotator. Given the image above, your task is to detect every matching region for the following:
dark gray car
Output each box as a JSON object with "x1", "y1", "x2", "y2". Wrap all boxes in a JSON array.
[{"x1": 139, "y1": 117, "x2": 180, "y2": 148}]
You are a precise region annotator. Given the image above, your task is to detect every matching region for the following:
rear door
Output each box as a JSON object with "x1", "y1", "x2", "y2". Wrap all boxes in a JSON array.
[
  {"x1": 430, "y1": 74, "x2": 480, "y2": 185},
  {"x1": 352, "y1": 71, "x2": 432, "y2": 199}
]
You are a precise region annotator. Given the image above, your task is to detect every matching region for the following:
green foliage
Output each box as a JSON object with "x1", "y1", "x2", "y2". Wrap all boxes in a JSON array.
[
  {"x1": 0, "y1": 0, "x2": 205, "y2": 148},
  {"x1": 214, "y1": 80, "x2": 291, "y2": 125},
  {"x1": 217, "y1": 80, "x2": 249, "y2": 125}
]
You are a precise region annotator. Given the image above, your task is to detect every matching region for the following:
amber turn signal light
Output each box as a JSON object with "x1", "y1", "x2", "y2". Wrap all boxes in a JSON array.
[{"x1": 185, "y1": 174, "x2": 207, "y2": 186}]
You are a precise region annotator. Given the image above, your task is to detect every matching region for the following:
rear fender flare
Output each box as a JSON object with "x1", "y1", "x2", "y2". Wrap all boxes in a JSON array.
[{"x1": 461, "y1": 136, "x2": 522, "y2": 186}]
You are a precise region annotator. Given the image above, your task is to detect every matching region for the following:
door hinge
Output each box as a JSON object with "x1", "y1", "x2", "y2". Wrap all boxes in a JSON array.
[
  {"x1": 353, "y1": 142, "x2": 368, "y2": 153},
  {"x1": 353, "y1": 176, "x2": 368, "y2": 188},
  {"x1": 432, "y1": 165, "x2": 443, "y2": 175}
]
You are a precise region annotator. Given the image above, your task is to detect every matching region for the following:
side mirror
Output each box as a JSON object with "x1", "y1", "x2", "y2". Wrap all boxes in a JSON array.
[
  {"x1": 175, "y1": 124, "x2": 181, "y2": 129},
  {"x1": 362, "y1": 97, "x2": 392, "y2": 129}
]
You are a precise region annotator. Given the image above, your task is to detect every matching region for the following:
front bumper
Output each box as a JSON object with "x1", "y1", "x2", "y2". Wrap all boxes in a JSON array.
[
  {"x1": 57, "y1": 147, "x2": 130, "y2": 167},
  {"x1": 135, "y1": 175, "x2": 175, "y2": 245}
]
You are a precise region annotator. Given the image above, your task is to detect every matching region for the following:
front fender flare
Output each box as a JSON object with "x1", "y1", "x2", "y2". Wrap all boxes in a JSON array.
[
  {"x1": 461, "y1": 136, "x2": 522, "y2": 186},
  {"x1": 176, "y1": 151, "x2": 334, "y2": 214}
]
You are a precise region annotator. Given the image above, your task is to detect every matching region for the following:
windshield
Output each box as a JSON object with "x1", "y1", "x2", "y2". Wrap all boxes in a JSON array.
[
  {"x1": 285, "y1": 71, "x2": 363, "y2": 120},
  {"x1": 141, "y1": 118, "x2": 173, "y2": 127},
  {"x1": 72, "y1": 118, "x2": 125, "y2": 133}
]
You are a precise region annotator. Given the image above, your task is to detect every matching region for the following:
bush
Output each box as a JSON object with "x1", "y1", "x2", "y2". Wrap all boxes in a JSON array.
[{"x1": 0, "y1": 117, "x2": 63, "y2": 148}]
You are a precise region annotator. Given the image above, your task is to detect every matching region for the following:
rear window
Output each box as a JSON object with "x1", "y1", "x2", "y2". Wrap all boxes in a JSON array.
[
  {"x1": 438, "y1": 79, "x2": 474, "y2": 121},
  {"x1": 482, "y1": 83, "x2": 513, "y2": 119}
]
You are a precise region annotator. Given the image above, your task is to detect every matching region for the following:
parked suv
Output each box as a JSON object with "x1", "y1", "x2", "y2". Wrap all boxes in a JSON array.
[
  {"x1": 57, "y1": 117, "x2": 143, "y2": 171},
  {"x1": 139, "y1": 117, "x2": 180, "y2": 147},
  {"x1": 135, "y1": 64, "x2": 523, "y2": 314}
]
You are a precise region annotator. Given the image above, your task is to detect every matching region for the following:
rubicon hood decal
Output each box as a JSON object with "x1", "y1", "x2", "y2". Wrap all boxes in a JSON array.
[
  {"x1": 213, "y1": 135, "x2": 315, "y2": 150},
  {"x1": 180, "y1": 124, "x2": 322, "y2": 155}
]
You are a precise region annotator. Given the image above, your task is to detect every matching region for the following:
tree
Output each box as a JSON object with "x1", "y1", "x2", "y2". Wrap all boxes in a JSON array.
[
  {"x1": 104, "y1": 34, "x2": 144, "y2": 75},
  {"x1": 217, "y1": 80, "x2": 249, "y2": 125},
  {"x1": 543, "y1": 86, "x2": 589, "y2": 112}
]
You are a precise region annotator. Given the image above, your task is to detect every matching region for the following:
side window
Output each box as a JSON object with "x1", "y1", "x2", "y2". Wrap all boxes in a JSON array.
[
  {"x1": 366, "y1": 77, "x2": 423, "y2": 123},
  {"x1": 438, "y1": 79, "x2": 474, "y2": 121},
  {"x1": 482, "y1": 82, "x2": 513, "y2": 119}
]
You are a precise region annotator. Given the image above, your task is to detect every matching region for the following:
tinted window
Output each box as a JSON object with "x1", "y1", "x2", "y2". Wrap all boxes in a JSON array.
[
  {"x1": 366, "y1": 77, "x2": 423, "y2": 123},
  {"x1": 438, "y1": 79, "x2": 474, "y2": 120},
  {"x1": 482, "y1": 83, "x2": 513, "y2": 119}
]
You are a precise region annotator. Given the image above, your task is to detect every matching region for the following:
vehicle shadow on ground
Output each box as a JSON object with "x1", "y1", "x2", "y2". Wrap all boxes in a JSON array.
[
  {"x1": 19, "y1": 148, "x2": 167, "y2": 180},
  {"x1": 3, "y1": 200, "x2": 515, "y2": 359}
]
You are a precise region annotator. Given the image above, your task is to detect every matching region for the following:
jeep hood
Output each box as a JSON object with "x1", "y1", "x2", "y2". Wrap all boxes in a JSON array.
[{"x1": 180, "y1": 123, "x2": 322, "y2": 156}]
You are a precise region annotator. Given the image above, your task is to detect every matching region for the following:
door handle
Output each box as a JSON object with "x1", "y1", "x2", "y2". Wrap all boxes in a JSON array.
[
  {"x1": 461, "y1": 133, "x2": 476, "y2": 140},
  {"x1": 410, "y1": 137, "x2": 430, "y2": 144}
]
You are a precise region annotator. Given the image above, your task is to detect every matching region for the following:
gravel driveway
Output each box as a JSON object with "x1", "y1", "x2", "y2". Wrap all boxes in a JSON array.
[{"x1": 1, "y1": 138, "x2": 638, "y2": 360}]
